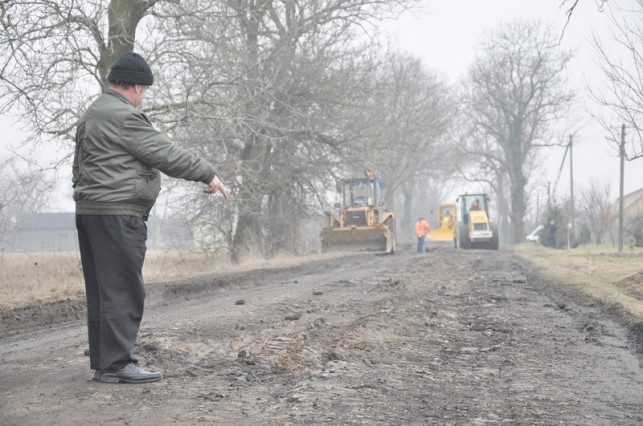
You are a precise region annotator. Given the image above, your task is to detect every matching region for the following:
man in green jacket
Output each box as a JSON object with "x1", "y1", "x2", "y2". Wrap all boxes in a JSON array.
[{"x1": 73, "y1": 52, "x2": 228, "y2": 384}]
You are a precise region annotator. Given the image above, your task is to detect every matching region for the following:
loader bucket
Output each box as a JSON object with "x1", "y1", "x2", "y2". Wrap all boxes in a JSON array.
[
  {"x1": 320, "y1": 227, "x2": 389, "y2": 253},
  {"x1": 430, "y1": 203, "x2": 456, "y2": 243},
  {"x1": 427, "y1": 227, "x2": 455, "y2": 242}
]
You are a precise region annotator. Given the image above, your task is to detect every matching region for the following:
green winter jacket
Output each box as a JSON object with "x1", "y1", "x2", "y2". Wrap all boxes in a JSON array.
[{"x1": 72, "y1": 89, "x2": 216, "y2": 218}]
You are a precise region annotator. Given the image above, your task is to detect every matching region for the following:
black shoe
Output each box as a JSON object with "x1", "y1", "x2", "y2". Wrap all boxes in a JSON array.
[
  {"x1": 101, "y1": 363, "x2": 163, "y2": 384},
  {"x1": 91, "y1": 370, "x2": 102, "y2": 381}
]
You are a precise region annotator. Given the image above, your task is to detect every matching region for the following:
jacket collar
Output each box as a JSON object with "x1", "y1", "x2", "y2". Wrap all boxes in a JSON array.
[{"x1": 104, "y1": 88, "x2": 133, "y2": 105}]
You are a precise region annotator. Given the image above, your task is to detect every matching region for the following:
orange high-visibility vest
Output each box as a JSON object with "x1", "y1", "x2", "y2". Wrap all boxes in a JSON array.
[{"x1": 415, "y1": 219, "x2": 430, "y2": 237}]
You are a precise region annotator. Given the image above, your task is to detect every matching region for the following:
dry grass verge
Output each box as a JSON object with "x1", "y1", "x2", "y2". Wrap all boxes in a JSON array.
[
  {"x1": 513, "y1": 243, "x2": 643, "y2": 354},
  {"x1": 512, "y1": 243, "x2": 643, "y2": 321},
  {"x1": 0, "y1": 249, "x2": 341, "y2": 309}
]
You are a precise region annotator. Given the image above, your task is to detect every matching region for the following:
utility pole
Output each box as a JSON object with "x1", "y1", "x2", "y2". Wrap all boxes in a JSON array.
[
  {"x1": 568, "y1": 135, "x2": 574, "y2": 243},
  {"x1": 618, "y1": 124, "x2": 625, "y2": 253},
  {"x1": 547, "y1": 182, "x2": 551, "y2": 209}
]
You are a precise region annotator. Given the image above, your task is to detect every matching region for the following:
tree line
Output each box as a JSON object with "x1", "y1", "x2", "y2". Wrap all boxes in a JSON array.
[{"x1": 0, "y1": 0, "x2": 641, "y2": 257}]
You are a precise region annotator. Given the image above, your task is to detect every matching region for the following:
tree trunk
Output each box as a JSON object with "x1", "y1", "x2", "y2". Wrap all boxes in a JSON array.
[
  {"x1": 509, "y1": 173, "x2": 526, "y2": 244},
  {"x1": 229, "y1": 1, "x2": 265, "y2": 263},
  {"x1": 231, "y1": 210, "x2": 257, "y2": 263},
  {"x1": 400, "y1": 183, "x2": 413, "y2": 240},
  {"x1": 101, "y1": 0, "x2": 147, "y2": 87},
  {"x1": 618, "y1": 124, "x2": 625, "y2": 253},
  {"x1": 494, "y1": 172, "x2": 511, "y2": 246},
  {"x1": 230, "y1": 137, "x2": 268, "y2": 262}
]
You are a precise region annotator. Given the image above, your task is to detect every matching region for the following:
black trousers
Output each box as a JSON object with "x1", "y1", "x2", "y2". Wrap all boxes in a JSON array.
[{"x1": 76, "y1": 214, "x2": 147, "y2": 372}]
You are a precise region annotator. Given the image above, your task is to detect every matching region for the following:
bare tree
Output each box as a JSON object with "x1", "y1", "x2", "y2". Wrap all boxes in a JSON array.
[
  {"x1": 451, "y1": 125, "x2": 514, "y2": 245},
  {"x1": 589, "y1": 0, "x2": 643, "y2": 160},
  {"x1": 0, "y1": 158, "x2": 52, "y2": 248},
  {"x1": 0, "y1": 0, "x2": 423, "y2": 261},
  {"x1": 149, "y1": 0, "x2": 421, "y2": 261},
  {"x1": 0, "y1": 0, "x2": 168, "y2": 146},
  {"x1": 459, "y1": 19, "x2": 574, "y2": 244},
  {"x1": 342, "y1": 49, "x2": 453, "y2": 232},
  {"x1": 0, "y1": 0, "x2": 171, "y2": 234},
  {"x1": 576, "y1": 178, "x2": 616, "y2": 243}
]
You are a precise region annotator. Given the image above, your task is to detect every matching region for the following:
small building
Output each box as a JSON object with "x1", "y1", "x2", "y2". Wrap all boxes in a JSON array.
[
  {"x1": 14, "y1": 212, "x2": 78, "y2": 252},
  {"x1": 11, "y1": 212, "x2": 196, "y2": 252},
  {"x1": 621, "y1": 187, "x2": 643, "y2": 246},
  {"x1": 624, "y1": 187, "x2": 643, "y2": 218}
]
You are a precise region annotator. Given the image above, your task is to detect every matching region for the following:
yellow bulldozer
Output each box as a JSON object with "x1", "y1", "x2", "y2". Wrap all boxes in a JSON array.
[
  {"x1": 320, "y1": 176, "x2": 397, "y2": 253},
  {"x1": 454, "y1": 193, "x2": 499, "y2": 250},
  {"x1": 427, "y1": 203, "x2": 456, "y2": 243}
]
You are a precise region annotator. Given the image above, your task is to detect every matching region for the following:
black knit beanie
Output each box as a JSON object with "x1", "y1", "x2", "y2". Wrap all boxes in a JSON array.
[{"x1": 107, "y1": 52, "x2": 154, "y2": 86}]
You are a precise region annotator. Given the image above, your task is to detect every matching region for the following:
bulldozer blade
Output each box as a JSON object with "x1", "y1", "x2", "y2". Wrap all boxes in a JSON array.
[
  {"x1": 427, "y1": 228, "x2": 455, "y2": 243},
  {"x1": 320, "y1": 227, "x2": 389, "y2": 253}
]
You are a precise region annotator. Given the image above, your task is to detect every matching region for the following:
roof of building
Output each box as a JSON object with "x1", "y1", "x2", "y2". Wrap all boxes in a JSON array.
[
  {"x1": 624, "y1": 187, "x2": 643, "y2": 210},
  {"x1": 18, "y1": 212, "x2": 76, "y2": 230}
]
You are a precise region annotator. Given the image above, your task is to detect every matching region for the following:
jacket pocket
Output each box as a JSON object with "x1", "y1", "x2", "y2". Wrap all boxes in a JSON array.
[{"x1": 134, "y1": 167, "x2": 161, "y2": 204}]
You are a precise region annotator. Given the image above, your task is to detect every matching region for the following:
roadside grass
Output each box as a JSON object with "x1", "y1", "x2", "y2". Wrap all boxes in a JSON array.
[
  {"x1": 512, "y1": 243, "x2": 643, "y2": 321},
  {"x1": 0, "y1": 248, "x2": 340, "y2": 309},
  {"x1": 0, "y1": 251, "x2": 83, "y2": 308}
]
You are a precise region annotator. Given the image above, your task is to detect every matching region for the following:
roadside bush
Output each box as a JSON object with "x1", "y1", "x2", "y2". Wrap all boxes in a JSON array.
[{"x1": 625, "y1": 213, "x2": 643, "y2": 247}]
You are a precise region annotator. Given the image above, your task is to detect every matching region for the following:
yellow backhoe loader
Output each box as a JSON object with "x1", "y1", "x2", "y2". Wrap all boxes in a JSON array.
[
  {"x1": 320, "y1": 176, "x2": 397, "y2": 253},
  {"x1": 427, "y1": 203, "x2": 456, "y2": 243},
  {"x1": 454, "y1": 193, "x2": 499, "y2": 250}
]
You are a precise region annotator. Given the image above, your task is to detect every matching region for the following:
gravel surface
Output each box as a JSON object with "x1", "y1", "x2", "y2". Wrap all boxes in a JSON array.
[{"x1": 1, "y1": 246, "x2": 642, "y2": 425}]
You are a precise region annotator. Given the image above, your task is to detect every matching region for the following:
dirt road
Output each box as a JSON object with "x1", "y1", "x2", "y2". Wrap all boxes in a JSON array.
[{"x1": 1, "y1": 246, "x2": 642, "y2": 425}]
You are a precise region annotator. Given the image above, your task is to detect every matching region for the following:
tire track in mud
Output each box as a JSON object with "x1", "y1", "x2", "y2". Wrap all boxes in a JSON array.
[
  {"x1": 131, "y1": 250, "x2": 642, "y2": 424},
  {"x1": 1, "y1": 248, "x2": 642, "y2": 425}
]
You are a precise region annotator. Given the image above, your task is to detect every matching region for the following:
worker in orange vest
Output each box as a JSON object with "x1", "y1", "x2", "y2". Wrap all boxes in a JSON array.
[{"x1": 415, "y1": 218, "x2": 431, "y2": 253}]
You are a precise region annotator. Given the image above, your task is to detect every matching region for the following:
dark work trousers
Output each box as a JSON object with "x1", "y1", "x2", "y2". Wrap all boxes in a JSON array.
[
  {"x1": 76, "y1": 214, "x2": 147, "y2": 373},
  {"x1": 417, "y1": 236, "x2": 426, "y2": 253}
]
